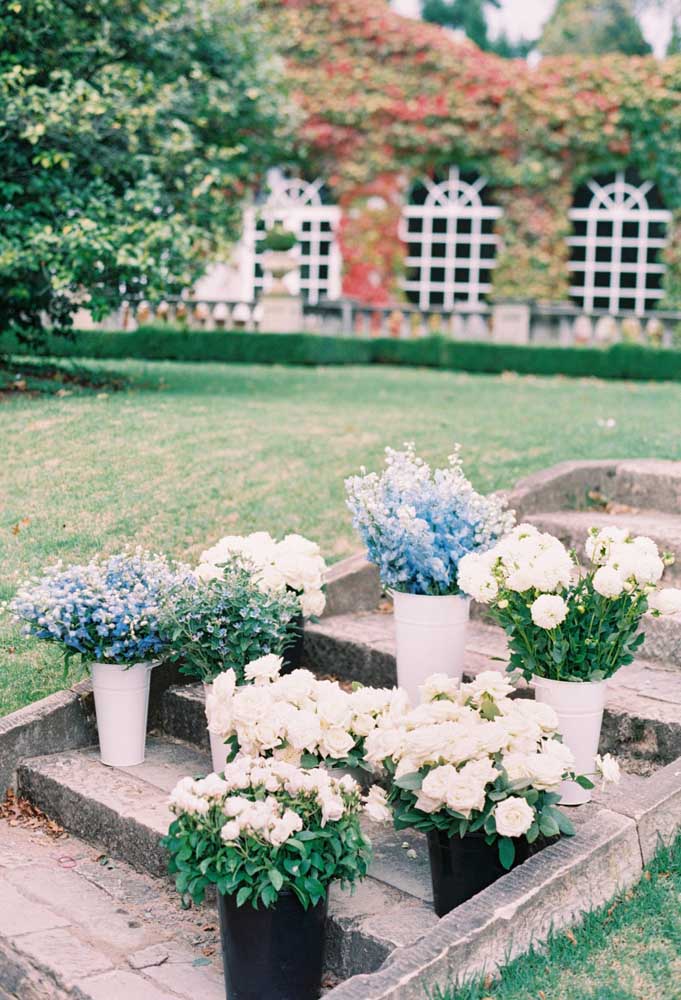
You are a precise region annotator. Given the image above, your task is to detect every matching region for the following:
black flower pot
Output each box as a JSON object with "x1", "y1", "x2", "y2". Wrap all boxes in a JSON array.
[
  {"x1": 217, "y1": 889, "x2": 328, "y2": 1000},
  {"x1": 427, "y1": 828, "x2": 530, "y2": 917},
  {"x1": 280, "y1": 612, "x2": 305, "y2": 675}
]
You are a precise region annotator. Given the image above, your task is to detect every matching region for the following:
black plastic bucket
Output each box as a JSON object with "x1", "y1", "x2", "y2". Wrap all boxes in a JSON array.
[
  {"x1": 217, "y1": 889, "x2": 328, "y2": 1000},
  {"x1": 427, "y1": 828, "x2": 529, "y2": 917},
  {"x1": 280, "y1": 612, "x2": 305, "y2": 675}
]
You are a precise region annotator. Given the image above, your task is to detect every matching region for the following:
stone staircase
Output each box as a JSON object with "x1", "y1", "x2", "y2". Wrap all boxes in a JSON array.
[{"x1": 3, "y1": 458, "x2": 681, "y2": 999}]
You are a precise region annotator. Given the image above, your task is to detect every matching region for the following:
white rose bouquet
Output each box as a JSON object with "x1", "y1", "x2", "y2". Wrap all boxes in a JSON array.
[
  {"x1": 197, "y1": 531, "x2": 327, "y2": 619},
  {"x1": 459, "y1": 524, "x2": 681, "y2": 683},
  {"x1": 205, "y1": 660, "x2": 410, "y2": 772},
  {"x1": 164, "y1": 756, "x2": 372, "y2": 909},
  {"x1": 365, "y1": 671, "x2": 615, "y2": 869}
]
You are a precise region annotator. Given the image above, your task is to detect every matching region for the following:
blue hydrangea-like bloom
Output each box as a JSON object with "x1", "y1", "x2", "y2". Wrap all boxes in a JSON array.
[
  {"x1": 10, "y1": 549, "x2": 193, "y2": 664},
  {"x1": 345, "y1": 443, "x2": 514, "y2": 596}
]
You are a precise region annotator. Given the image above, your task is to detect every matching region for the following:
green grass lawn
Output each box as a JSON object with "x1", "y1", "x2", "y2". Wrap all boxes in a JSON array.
[
  {"x1": 438, "y1": 832, "x2": 681, "y2": 1000},
  {"x1": 3, "y1": 358, "x2": 681, "y2": 714}
]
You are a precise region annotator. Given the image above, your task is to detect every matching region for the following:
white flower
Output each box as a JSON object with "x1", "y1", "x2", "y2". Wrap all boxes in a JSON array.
[
  {"x1": 463, "y1": 670, "x2": 515, "y2": 704},
  {"x1": 364, "y1": 786, "x2": 392, "y2": 824},
  {"x1": 458, "y1": 551, "x2": 498, "y2": 603},
  {"x1": 319, "y1": 726, "x2": 355, "y2": 760},
  {"x1": 530, "y1": 594, "x2": 568, "y2": 630},
  {"x1": 420, "y1": 764, "x2": 457, "y2": 808},
  {"x1": 414, "y1": 791, "x2": 442, "y2": 813},
  {"x1": 269, "y1": 809, "x2": 303, "y2": 847},
  {"x1": 419, "y1": 673, "x2": 460, "y2": 703},
  {"x1": 319, "y1": 791, "x2": 345, "y2": 826},
  {"x1": 648, "y1": 588, "x2": 681, "y2": 615},
  {"x1": 220, "y1": 820, "x2": 242, "y2": 842},
  {"x1": 595, "y1": 753, "x2": 620, "y2": 786},
  {"x1": 300, "y1": 588, "x2": 326, "y2": 618},
  {"x1": 194, "y1": 562, "x2": 223, "y2": 582},
  {"x1": 494, "y1": 796, "x2": 535, "y2": 838},
  {"x1": 244, "y1": 653, "x2": 283, "y2": 685},
  {"x1": 585, "y1": 526, "x2": 629, "y2": 565},
  {"x1": 524, "y1": 752, "x2": 566, "y2": 791},
  {"x1": 592, "y1": 565, "x2": 625, "y2": 599},
  {"x1": 444, "y1": 765, "x2": 490, "y2": 817},
  {"x1": 512, "y1": 699, "x2": 559, "y2": 733},
  {"x1": 364, "y1": 726, "x2": 404, "y2": 765}
]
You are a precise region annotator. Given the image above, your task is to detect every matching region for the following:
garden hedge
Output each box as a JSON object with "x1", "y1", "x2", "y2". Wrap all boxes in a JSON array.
[{"x1": 4, "y1": 327, "x2": 681, "y2": 382}]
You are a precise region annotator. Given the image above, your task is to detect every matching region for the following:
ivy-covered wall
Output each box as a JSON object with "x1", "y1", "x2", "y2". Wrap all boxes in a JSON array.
[{"x1": 263, "y1": 0, "x2": 681, "y2": 307}]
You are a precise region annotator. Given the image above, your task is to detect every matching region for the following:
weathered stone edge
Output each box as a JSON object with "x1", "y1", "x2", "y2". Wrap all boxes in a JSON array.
[
  {"x1": 323, "y1": 553, "x2": 382, "y2": 618},
  {"x1": 0, "y1": 935, "x2": 81, "y2": 1000},
  {"x1": 324, "y1": 807, "x2": 643, "y2": 1000},
  {"x1": 0, "y1": 682, "x2": 96, "y2": 795}
]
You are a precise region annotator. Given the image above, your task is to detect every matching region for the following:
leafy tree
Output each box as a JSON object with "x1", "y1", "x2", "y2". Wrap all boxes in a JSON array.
[
  {"x1": 668, "y1": 18, "x2": 681, "y2": 55},
  {"x1": 540, "y1": 0, "x2": 652, "y2": 57},
  {"x1": 0, "y1": 0, "x2": 290, "y2": 344},
  {"x1": 421, "y1": 0, "x2": 534, "y2": 58}
]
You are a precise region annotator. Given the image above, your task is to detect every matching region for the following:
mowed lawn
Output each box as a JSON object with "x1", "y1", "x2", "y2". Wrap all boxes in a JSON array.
[{"x1": 3, "y1": 358, "x2": 681, "y2": 714}]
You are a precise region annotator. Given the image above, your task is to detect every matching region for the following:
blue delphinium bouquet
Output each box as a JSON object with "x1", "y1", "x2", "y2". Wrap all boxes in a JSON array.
[
  {"x1": 11, "y1": 549, "x2": 193, "y2": 667},
  {"x1": 345, "y1": 443, "x2": 514, "y2": 596}
]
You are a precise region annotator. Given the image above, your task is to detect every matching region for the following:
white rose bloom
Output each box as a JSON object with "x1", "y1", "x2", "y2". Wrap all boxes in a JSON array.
[
  {"x1": 421, "y1": 764, "x2": 457, "y2": 808},
  {"x1": 404, "y1": 724, "x2": 455, "y2": 767},
  {"x1": 279, "y1": 534, "x2": 322, "y2": 558},
  {"x1": 595, "y1": 752, "x2": 620, "y2": 785},
  {"x1": 500, "y1": 751, "x2": 532, "y2": 782},
  {"x1": 319, "y1": 726, "x2": 355, "y2": 760},
  {"x1": 200, "y1": 535, "x2": 245, "y2": 565},
  {"x1": 300, "y1": 588, "x2": 326, "y2": 619},
  {"x1": 284, "y1": 708, "x2": 322, "y2": 751},
  {"x1": 364, "y1": 786, "x2": 392, "y2": 824},
  {"x1": 351, "y1": 712, "x2": 377, "y2": 737},
  {"x1": 194, "y1": 773, "x2": 229, "y2": 799},
  {"x1": 212, "y1": 668, "x2": 237, "y2": 700},
  {"x1": 541, "y1": 738, "x2": 575, "y2": 772},
  {"x1": 445, "y1": 771, "x2": 488, "y2": 818},
  {"x1": 364, "y1": 726, "x2": 404, "y2": 765},
  {"x1": 220, "y1": 820, "x2": 242, "y2": 842},
  {"x1": 494, "y1": 796, "x2": 535, "y2": 838},
  {"x1": 419, "y1": 673, "x2": 460, "y2": 703},
  {"x1": 414, "y1": 791, "x2": 442, "y2": 813},
  {"x1": 194, "y1": 562, "x2": 223, "y2": 582},
  {"x1": 244, "y1": 653, "x2": 283, "y2": 685},
  {"x1": 269, "y1": 809, "x2": 303, "y2": 847},
  {"x1": 255, "y1": 563, "x2": 287, "y2": 594},
  {"x1": 607, "y1": 541, "x2": 664, "y2": 586},
  {"x1": 592, "y1": 565, "x2": 625, "y2": 599},
  {"x1": 510, "y1": 699, "x2": 557, "y2": 733},
  {"x1": 319, "y1": 791, "x2": 345, "y2": 825},
  {"x1": 464, "y1": 670, "x2": 515, "y2": 703},
  {"x1": 648, "y1": 588, "x2": 681, "y2": 615},
  {"x1": 530, "y1": 594, "x2": 568, "y2": 629},
  {"x1": 525, "y1": 752, "x2": 565, "y2": 790}
]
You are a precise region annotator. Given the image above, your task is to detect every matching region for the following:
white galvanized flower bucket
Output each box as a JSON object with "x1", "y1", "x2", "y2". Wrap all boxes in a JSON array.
[
  {"x1": 391, "y1": 591, "x2": 470, "y2": 704},
  {"x1": 533, "y1": 675, "x2": 607, "y2": 806},
  {"x1": 91, "y1": 660, "x2": 156, "y2": 767}
]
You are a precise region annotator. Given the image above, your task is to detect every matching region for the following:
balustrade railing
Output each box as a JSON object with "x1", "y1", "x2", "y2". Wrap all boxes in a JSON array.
[{"x1": 94, "y1": 296, "x2": 681, "y2": 348}]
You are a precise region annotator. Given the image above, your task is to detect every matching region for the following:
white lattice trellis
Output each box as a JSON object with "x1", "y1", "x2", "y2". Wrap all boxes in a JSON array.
[
  {"x1": 568, "y1": 172, "x2": 671, "y2": 315},
  {"x1": 240, "y1": 172, "x2": 341, "y2": 305},
  {"x1": 400, "y1": 169, "x2": 502, "y2": 310}
]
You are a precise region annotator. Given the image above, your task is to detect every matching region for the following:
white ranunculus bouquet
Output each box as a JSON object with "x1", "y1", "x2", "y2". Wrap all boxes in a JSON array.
[
  {"x1": 205, "y1": 659, "x2": 411, "y2": 771},
  {"x1": 365, "y1": 670, "x2": 617, "y2": 869},
  {"x1": 459, "y1": 524, "x2": 681, "y2": 683},
  {"x1": 197, "y1": 531, "x2": 326, "y2": 618}
]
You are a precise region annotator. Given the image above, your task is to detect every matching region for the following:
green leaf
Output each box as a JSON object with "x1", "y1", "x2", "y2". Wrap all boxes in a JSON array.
[
  {"x1": 575, "y1": 775, "x2": 595, "y2": 790},
  {"x1": 498, "y1": 836, "x2": 515, "y2": 871},
  {"x1": 394, "y1": 771, "x2": 423, "y2": 791},
  {"x1": 268, "y1": 869, "x2": 284, "y2": 892},
  {"x1": 236, "y1": 886, "x2": 251, "y2": 908}
]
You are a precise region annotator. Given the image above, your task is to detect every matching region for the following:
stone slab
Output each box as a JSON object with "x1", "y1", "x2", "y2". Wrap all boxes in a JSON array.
[
  {"x1": 324, "y1": 807, "x2": 642, "y2": 1000},
  {"x1": 15, "y1": 741, "x2": 434, "y2": 980},
  {"x1": 323, "y1": 553, "x2": 382, "y2": 618},
  {"x1": 527, "y1": 508, "x2": 681, "y2": 585},
  {"x1": 507, "y1": 459, "x2": 681, "y2": 519},
  {"x1": 0, "y1": 818, "x2": 224, "y2": 999}
]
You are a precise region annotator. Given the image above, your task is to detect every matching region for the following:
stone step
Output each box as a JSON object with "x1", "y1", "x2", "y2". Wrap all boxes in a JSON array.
[
  {"x1": 158, "y1": 613, "x2": 681, "y2": 774},
  {"x1": 0, "y1": 814, "x2": 226, "y2": 1000},
  {"x1": 526, "y1": 508, "x2": 681, "y2": 584},
  {"x1": 15, "y1": 739, "x2": 437, "y2": 982}
]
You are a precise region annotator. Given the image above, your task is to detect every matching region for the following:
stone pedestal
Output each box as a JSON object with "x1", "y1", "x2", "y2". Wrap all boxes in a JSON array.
[
  {"x1": 492, "y1": 300, "x2": 531, "y2": 344},
  {"x1": 260, "y1": 293, "x2": 303, "y2": 333}
]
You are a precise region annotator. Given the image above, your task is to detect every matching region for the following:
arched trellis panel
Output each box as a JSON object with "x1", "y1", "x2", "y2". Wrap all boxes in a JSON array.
[
  {"x1": 568, "y1": 171, "x2": 671, "y2": 315},
  {"x1": 239, "y1": 171, "x2": 342, "y2": 305},
  {"x1": 399, "y1": 169, "x2": 502, "y2": 310}
]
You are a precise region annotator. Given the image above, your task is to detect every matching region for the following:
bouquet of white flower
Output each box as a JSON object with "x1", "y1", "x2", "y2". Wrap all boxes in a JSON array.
[
  {"x1": 164, "y1": 756, "x2": 374, "y2": 999},
  {"x1": 205, "y1": 659, "x2": 410, "y2": 772},
  {"x1": 197, "y1": 531, "x2": 326, "y2": 619},
  {"x1": 364, "y1": 671, "x2": 617, "y2": 877},
  {"x1": 458, "y1": 523, "x2": 681, "y2": 683}
]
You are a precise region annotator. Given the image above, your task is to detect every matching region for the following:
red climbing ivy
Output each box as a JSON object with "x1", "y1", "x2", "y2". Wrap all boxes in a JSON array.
[{"x1": 263, "y1": 0, "x2": 681, "y2": 305}]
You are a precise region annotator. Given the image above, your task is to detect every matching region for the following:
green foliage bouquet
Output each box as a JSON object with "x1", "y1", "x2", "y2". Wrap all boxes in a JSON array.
[
  {"x1": 159, "y1": 563, "x2": 300, "y2": 683},
  {"x1": 164, "y1": 756, "x2": 372, "y2": 909},
  {"x1": 459, "y1": 524, "x2": 681, "y2": 683}
]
